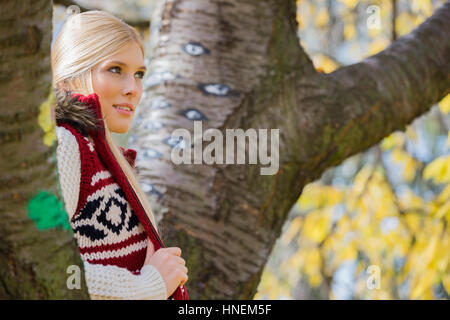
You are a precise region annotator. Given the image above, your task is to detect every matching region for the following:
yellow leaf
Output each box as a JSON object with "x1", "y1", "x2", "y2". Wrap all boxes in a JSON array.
[
  {"x1": 38, "y1": 88, "x2": 57, "y2": 147},
  {"x1": 309, "y1": 273, "x2": 322, "y2": 287},
  {"x1": 437, "y1": 184, "x2": 450, "y2": 204},
  {"x1": 405, "y1": 124, "x2": 416, "y2": 137},
  {"x1": 404, "y1": 212, "x2": 422, "y2": 233},
  {"x1": 434, "y1": 201, "x2": 450, "y2": 220},
  {"x1": 443, "y1": 273, "x2": 450, "y2": 294},
  {"x1": 338, "y1": 0, "x2": 359, "y2": 9},
  {"x1": 423, "y1": 155, "x2": 450, "y2": 184},
  {"x1": 298, "y1": 182, "x2": 343, "y2": 210},
  {"x1": 411, "y1": 269, "x2": 436, "y2": 299},
  {"x1": 367, "y1": 25, "x2": 382, "y2": 38},
  {"x1": 352, "y1": 165, "x2": 374, "y2": 195},
  {"x1": 438, "y1": 94, "x2": 450, "y2": 114},
  {"x1": 284, "y1": 251, "x2": 304, "y2": 272},
  {"x1": 421, "y1": 233, "x2": 440, "y2": 268},
  {"x1": 298, "y1": 183, "x2": 321, "y2": 210},
  {"x1": 315, "y1": 9, "x2": 329, "y2": 28},
  {"x1": 395, "y1": 11, "x2": 415, "y2": 36},
  {"x1": 434, "y1": 234, "x2": 450, "y2": 272},
  {"x1": 254, "y1": 269, "x2": 289, "y2": 300},
  {"x1": 312, "y1": 53, "x2": 339, "y2": 73},
  {"x1": 398, "y1": 189, "x2": 426, "y2": 212},
  {"x1": 337, "y1": 241, "x2": 358, "y2": 261},
  {"x1": 302, "y1": 210, "x2": 332, "y2": 243},
  {"x1": 373, "y1": 290, "x2": 392, "y2": 300},
  {"x1": 391, "y1": 148, "x2": 405, "y2": 163},
  {"x1": 344, "y1": 23, "x2": 356, "y2": 40},
  {"x1": 381, "y1": 132, "x2": 405, "y2": 151},
  {"x1": 411, "y1": 0, "x2": 434, "y2": 17},
  {"x1": 414, "y1": 15, "x2": 425, "y2": 26},
  {"x1": 368, "y1": 37, "x2": 389, "y2": 55},
  {"x1": 385, "y1": 148, "x2": 417, "y2": 182},
  {"x1": 296, "y1": 12, "x2": 304, "y2": 29},
  {"x1": 304, "y1": 248, "x2": 322, "y2": 287},
  {"x1": 403, "y1": 155, "x2": 417, "y2": 182}
]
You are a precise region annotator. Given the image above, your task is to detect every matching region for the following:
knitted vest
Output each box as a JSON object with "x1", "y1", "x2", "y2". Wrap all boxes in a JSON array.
[
  {"x1": 59, "y1": 122, "x2": 148, "y2": 273},
  {"x1": 55, "y1": 90, "x2": 188, "y2": 300}
]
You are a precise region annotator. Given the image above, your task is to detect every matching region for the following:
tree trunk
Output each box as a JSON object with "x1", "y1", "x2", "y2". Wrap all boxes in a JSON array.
[
  {"x1": 131, "y1": 0, "x2": 450, "y2": 299},
  {"x1": 0, "y1": 0, "x2": 88, "y2": 299}
]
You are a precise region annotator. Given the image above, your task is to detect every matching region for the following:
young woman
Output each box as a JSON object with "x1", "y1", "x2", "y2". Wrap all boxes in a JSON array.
[{"x1": 52, "y1": 10, "x2": 188, "y2": 300}]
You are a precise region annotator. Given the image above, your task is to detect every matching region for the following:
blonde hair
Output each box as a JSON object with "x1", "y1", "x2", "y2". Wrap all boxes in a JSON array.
[{"x1": 51, "y1": 10, "x2": 158, "y2": 231}]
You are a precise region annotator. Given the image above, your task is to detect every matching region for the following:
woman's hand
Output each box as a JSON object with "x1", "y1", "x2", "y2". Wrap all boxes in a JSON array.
[{"x1": 144, "y1": 239, "x2": 188, "y2": 298}]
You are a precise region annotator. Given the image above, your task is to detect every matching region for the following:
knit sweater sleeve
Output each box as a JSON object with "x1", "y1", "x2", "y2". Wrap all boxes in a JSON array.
[
  {"x1": 83, "y1": 260, "x2": 167, "y2": 300},
  {"x1": 55, "y1": 126, "x2": 80, "y2": 221},
  {"x1": 55, "y1": 126, "x2": 167, "y2": 300}
]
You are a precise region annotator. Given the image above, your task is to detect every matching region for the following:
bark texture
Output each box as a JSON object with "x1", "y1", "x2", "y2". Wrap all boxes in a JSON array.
[
  {"x1": 0, "y1": 0, "x2": 88, "y2": 299},
  {"x1": 130, "y1": 0, "x2": 450, "y2": 299}
]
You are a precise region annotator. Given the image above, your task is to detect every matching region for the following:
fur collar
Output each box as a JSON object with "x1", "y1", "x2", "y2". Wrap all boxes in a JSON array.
[{"x1": 54, "y1": 88, "x2": 101, "y2": 136}]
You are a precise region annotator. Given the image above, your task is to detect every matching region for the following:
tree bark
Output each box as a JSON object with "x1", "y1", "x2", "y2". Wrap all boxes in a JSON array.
[
  {"x1": 0, "y1": 0, "x2": 88, "y2": 299},
  {"x1": 131, "y1": 0, "x2": 450, "y2": 299}
]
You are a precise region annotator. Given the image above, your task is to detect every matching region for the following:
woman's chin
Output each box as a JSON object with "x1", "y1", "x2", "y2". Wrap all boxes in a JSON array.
[{"x1": 110, "y1": 124, "x2": 130, "y2": 134}]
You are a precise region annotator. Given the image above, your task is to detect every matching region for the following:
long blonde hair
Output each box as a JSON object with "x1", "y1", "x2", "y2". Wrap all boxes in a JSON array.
[{"x1": 51, "y1": 10, "x2": 159, "y2": 231}]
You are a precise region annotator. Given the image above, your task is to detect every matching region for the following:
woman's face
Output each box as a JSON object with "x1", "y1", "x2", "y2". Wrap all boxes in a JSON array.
[{"x1": 91, "y1": 42, "x2": 146, "y2": 133}]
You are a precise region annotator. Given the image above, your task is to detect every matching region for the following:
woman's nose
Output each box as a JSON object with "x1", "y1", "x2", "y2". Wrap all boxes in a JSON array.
[{"x1": 121, "y1": 75, "x2": 140, "y2": 97}]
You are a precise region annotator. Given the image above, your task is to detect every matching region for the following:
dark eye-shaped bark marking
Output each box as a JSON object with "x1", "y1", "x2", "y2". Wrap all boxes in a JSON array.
[
  {"x1": 163, "y1": 135, "x2": 186, "y2": 148},
  {"x1": 179, "y1": 108, "x2": 208, "y2": 121},
  {"x1": 181, "y1": 42, "x2": 210, "y2": 56},
  {"x1": 137, "y1": 148, "x2": 163, "y2": 161},
  {"x1": 197, "y1": 83, "x2": 239, "y2": 97},
  {"x1": 141, "y1": 182, "x2": 163, "y2": 199}
]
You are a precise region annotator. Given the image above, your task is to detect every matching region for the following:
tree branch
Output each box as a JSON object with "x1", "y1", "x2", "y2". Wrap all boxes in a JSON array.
[
  {"x1": 232, "y1": 0, "x2": 449, "y2": 240},
  {"x1": 288, "y1": 0, "x2": 450, "y2": 183}
]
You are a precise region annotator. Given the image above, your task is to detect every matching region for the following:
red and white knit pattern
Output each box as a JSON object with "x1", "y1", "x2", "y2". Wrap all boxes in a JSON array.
[
  {"x1": 72, "y1": 170, "x2": 148, "y2": 273},
  {"x1": 56, "y1": 124, "x2": 167, "y2": 299}
]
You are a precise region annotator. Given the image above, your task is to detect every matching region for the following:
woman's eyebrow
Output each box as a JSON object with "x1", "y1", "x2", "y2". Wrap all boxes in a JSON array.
[{"x1": 108, "y1": 60, "x2": 147, "y2": 71}]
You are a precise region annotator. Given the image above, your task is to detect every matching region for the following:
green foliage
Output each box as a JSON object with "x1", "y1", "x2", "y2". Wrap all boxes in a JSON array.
[{"x1": 28, "y1": 190, "x2": 71, "y2": 231}]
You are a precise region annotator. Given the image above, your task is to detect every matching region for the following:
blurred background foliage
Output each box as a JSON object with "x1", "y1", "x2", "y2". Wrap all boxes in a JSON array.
[
  {"x1": 52, "y1": 0, "x2": 450, "y2": 300},
  {"x1": 255, "y1": 0, "x2": 450, "y2": 300}
]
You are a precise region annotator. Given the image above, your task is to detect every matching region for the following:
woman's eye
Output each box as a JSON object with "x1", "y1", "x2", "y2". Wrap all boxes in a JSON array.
[
  {"x1": 109, "y1": 66, "x2": 121, "y2": 74},
  {"x1": 109, "y1": 67, "x2": 144, "y2": 78}
]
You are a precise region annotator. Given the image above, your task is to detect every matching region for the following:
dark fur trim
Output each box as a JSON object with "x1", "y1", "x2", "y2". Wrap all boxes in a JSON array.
[{"x1": 54, "y1": 87, "x2": 101, "y2": 135}]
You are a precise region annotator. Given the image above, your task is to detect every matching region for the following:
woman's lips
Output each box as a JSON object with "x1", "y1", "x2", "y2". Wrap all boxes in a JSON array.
[{"x1": 113, "y1": 104, "x2": 133, "y2": 115}]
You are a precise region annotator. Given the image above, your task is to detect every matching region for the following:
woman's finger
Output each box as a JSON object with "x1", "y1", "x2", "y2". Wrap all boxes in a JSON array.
[
  {"x1": 176, "y1": 256, "x2": 186, "y2": 266},
  {"x1": 180, "y1": 265, "x2": 188, "y2": 275},
  {"x1": 163, "y1": 247, "x2": 182, "y2": 256},
  {"x1": 180, "y1": 274, "x2": 188, "y2": 286}
]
